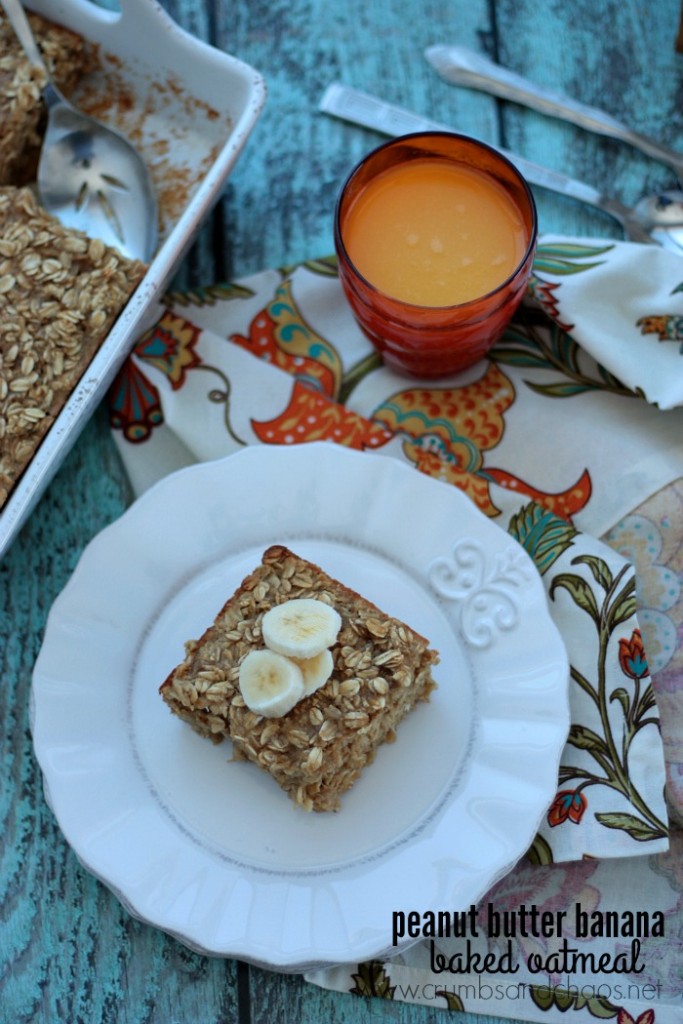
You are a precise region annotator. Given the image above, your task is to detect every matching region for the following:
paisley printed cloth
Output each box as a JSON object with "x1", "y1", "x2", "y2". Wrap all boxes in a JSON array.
[{"x1": 108, "y1": 237, "x2": 683, "y2": 1022}]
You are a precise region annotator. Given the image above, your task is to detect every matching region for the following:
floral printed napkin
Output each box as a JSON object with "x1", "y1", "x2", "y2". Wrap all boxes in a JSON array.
[
  {"x1": 532, "y1": 236, "x2": 683, "y2": 411},
  {"x1": 108, "y1": 237, "x2": 683, "y2": 1022}
]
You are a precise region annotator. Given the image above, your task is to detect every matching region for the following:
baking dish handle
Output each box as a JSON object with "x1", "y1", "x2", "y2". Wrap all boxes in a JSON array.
[{"x1": 55, "y1": 0, "x2": 184, "y2": 49}]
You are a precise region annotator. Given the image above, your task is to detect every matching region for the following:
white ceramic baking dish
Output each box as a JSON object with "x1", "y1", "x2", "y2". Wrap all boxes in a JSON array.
[{"x1": 0, "y1": 0, "x2": 265, "y2": 560}]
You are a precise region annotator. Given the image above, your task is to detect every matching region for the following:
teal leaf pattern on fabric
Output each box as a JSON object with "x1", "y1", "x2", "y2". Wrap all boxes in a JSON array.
[
  {"x1": 507, "y1": 501, "x2": 578, "y2": 576},
  {"x1": 532, "y1": 256, "x2": 607, "y2": 275},
  {"x1": 525, "y1": 379, "x2": 605, "y2": 398},
  {"x1": 493, "y1": 311, "x2": 641, "y2": 399},
  {"x1": 532, "y1": 241, "x2": 614, "y2": 276}
]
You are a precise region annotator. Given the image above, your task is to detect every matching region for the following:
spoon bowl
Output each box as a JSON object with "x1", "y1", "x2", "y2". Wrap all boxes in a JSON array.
[
  {"x1": 1, "y1": 0, "x2": 157, "y2": 261},
  {"x1": 37, "y1": 83, "x2": 158, "y2": 261},
  {"x1": 634, "y1": 190, "x2": 683, "y2": 230}
]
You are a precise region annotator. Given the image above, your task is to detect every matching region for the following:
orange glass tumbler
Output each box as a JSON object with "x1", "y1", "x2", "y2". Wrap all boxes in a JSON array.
[{"x1": 334, "y1": 132, "x2": 537, "y2": 378}]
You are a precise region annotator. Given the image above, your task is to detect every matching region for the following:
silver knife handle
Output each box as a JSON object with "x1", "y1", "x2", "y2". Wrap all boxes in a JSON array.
[
  {"x1": 425, "y1": 45, "x2": 683, "y2": 182},
  {"x1": 319, "y1": 82, "x2": 454, "y2": 138},
  {"x1": 319, "y1": 83, "x2": 603, "y2": 205},
  {"x1": 319, "y1": 83, "x2": 654, "y2": 244}
]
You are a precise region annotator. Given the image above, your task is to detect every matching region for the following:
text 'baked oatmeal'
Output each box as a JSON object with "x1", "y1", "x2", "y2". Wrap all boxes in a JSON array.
[{"x1": 160, "y1": 545, "x2": 439, "y2": 811}]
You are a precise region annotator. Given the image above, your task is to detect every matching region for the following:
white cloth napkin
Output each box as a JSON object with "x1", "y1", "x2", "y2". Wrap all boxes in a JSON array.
[{"x1": 530, "y1": 235, "x2": 683, "y2": 410}]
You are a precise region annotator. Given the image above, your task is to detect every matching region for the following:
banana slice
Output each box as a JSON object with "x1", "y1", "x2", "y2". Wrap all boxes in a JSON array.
[
  {"x1": 238, "y1": 649, "x2": 304, "y2": 717},
  {"x1": 294, "y1": 648, "x2": 335, "y2": 696},
  {"x1": 262, "y1": 598, "x2": 342, "y2": 660}
]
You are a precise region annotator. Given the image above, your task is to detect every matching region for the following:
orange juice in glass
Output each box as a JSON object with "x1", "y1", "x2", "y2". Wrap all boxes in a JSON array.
[{"x1": 334, "y1": 133, "x2": 537, "y2": 378}]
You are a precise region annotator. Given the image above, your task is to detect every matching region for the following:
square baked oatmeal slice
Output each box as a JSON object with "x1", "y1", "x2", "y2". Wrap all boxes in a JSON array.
[{"x1": 160, "y1": 544, "x2": 439, "y2": 811}]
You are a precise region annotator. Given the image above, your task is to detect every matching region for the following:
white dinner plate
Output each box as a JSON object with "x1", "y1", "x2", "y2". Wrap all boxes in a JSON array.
[{"x1": 31, "y1": 443, "x2": 569, "y2": 971}]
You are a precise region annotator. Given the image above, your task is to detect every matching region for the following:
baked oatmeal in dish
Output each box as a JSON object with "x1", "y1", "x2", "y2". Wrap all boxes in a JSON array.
[
  {"x1": 160, "y1": 545, "x2": 439, "y2": 811},
  {"x1": 0, "y1": 186, "x2": 146, "y2": 509},
  {"x1": 0, "y1": 11, "x2": 143, "y2": 513},
  {"x1": 0, "y1": 10, "x2": 90, "y2": 185}
]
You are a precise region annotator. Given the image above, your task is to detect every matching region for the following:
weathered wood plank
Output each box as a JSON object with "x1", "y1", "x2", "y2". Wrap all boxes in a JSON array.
[
  {"x1": 166, "y1": 0, "x2": 501, "y2": 287},
  {"x1": 494, "y1": 0, "x2": 683, "y2": 237}
]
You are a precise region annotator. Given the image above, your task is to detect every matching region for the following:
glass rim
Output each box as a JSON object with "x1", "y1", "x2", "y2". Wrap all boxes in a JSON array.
[{"x1": 334, "y1": 131, "x2": 539, "y2": 313}]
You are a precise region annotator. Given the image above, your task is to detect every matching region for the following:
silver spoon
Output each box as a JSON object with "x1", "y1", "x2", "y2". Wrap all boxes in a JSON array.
[
  {"x1": 320, "y1": 83, "x2": 660, "y2": 246},
  {"x1": 425, "y1": 45, "x2": 683, "y2": 240},
  {"x1": 1, "y1": 0, "x2": 157, "y2": 261}
]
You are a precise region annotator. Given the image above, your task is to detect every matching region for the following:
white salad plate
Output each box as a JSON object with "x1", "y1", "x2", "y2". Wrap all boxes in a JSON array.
[
  {"x1": 0, "y1": 0, "x2": 265, "y2": 561},
  {"x1": 31, "y1": 443, "x2": 570, "y2": 971}
]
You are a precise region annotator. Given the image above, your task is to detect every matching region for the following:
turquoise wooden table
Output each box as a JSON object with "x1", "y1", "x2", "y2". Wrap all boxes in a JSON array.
[{"x1": 3, "y1": 0, "x2": 683, "y2": 1021}]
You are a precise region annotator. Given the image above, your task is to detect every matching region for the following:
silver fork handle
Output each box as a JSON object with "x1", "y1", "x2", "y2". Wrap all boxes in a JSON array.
[
  {"x1": 0, "y1": 0, "x2": 48, "y2": 73},
  {"x1": 425, "y1": 45, "x2": 683, "y2": 183},
  {"x1": 319, "y1": 83, "x2": 655, "y2": 245}
]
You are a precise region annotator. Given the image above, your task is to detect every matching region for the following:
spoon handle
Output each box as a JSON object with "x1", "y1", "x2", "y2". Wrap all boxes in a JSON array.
[
  {"x1": 319, "y1": 83, "x2": 655, "y2": 245},
  {"x1": 0, "y1": 0, "x2": 48, "y2": 73},
  {"x1": 425, "y1": 45, "x2": 683, "y2": 184}
]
